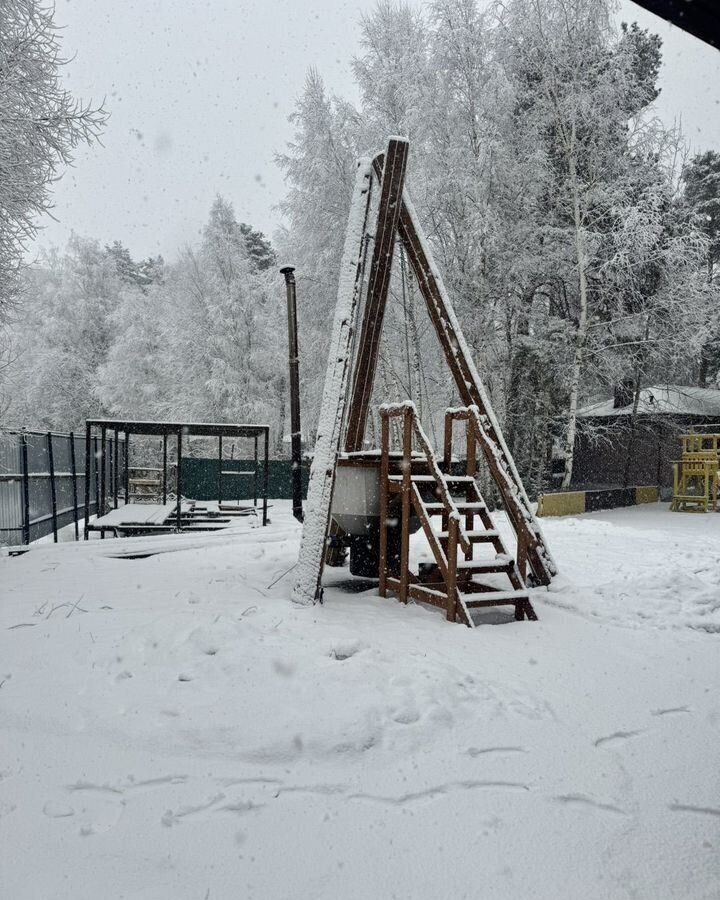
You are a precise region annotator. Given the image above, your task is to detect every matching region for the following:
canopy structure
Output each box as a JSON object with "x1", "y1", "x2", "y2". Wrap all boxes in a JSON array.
[{"x1": 84, "y1": 419, "x2": 269, "y2": 535}]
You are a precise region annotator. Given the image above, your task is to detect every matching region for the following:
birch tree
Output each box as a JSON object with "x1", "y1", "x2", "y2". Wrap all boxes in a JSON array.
[{"x1": 497, "y1": 0, "x2": 665, "y2": 487}]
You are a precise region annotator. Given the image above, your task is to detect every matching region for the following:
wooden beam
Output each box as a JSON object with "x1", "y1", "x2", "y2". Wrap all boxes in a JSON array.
[
  {"x1": 399, "y1": 408, "x2": 412, "y2": 603},
  {"x1": 291, "y1": 159, "x2": 375, "y2": 605},
  {"x1": 345, "y1": 138, "x2": 409, "y2": 451}
]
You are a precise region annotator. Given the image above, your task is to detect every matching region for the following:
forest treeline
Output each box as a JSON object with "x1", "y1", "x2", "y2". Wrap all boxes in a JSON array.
[{"x1": 2, "y1": 0, "x2": 719, "y2": 492}]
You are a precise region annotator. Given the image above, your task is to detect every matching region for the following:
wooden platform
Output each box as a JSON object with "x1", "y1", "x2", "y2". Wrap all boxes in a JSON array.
[{"x1": 85, "y1": 501, "x2": 259, "y2": 537}]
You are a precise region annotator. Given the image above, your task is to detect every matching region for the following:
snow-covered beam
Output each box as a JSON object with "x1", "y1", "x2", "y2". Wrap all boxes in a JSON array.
[{"x1": 345, "y1": 137, "x2": 409, "y2": 452}]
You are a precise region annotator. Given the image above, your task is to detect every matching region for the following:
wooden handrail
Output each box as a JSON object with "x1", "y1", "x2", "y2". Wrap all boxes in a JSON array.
[
  {"x1": 380, "y1": 402, "x2": 470, "y2": 555},
  {"x1": 443, "y1": 405, "x2": 554, "y2": 582}
]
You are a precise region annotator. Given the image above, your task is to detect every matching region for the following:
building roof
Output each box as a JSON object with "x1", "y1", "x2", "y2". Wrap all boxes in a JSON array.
[
  {"x1": 86, "y1": 419, "x2": 269, "y2": 438},
  {"x1": 578, "y1": 385, "x2": 720, "y2": 419}
]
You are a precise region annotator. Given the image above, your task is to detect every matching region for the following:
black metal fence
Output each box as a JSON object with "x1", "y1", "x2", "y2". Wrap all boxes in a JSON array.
[{"x1": 0, "y1": 429, "x2": 125, "y2": 547}]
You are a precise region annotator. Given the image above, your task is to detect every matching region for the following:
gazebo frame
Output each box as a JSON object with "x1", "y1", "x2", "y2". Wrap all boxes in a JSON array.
[{"x1": 84, "y1": 419, "x2": 269, "y2": 537}]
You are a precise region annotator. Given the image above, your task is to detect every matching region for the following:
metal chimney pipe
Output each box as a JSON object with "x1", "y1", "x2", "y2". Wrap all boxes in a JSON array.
[{"x1": 280, "y1": 265, "x2": 304, "y2": 522}]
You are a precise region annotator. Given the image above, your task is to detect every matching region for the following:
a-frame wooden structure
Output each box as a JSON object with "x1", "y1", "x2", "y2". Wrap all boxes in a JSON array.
[{"x1": 292, "y1": 137, "x2": 556, "y2": 625}]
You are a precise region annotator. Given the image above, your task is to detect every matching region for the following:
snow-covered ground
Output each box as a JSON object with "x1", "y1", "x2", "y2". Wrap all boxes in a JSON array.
[{"x1": 1, "y1": 502, "x2": 718, "y2": 899}]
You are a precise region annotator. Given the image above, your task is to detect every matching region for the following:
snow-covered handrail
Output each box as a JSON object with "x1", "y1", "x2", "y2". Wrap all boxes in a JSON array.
[{"x1": 464, "y1": 405, "x2": 557, "y2": 578}]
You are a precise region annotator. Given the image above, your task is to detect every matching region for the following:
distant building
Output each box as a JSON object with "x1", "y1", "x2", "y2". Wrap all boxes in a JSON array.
[{"x1": 572, "y1": 384, "x2": 720, "y2": 498}]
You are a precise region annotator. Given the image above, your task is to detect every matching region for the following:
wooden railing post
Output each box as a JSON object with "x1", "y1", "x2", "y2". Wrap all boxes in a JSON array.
[
  {"x1": 516, "y1": 531, "x2": 528, "y2": 581},
  {"x1": 446, "y1": 514, "x2": 459, "y2": 622},
  {"x1": 443, "y1": 411, "x2": 453, "y2": 471},
  {"x1": 379, "y1": 413, "x2": 390, "y2": 596},
  {"x1": 465, "y1": 417, "x2": 476, "y2": 558},
  {"x1": 399, "y1": 409, "x2": 412, "y2": 603}
]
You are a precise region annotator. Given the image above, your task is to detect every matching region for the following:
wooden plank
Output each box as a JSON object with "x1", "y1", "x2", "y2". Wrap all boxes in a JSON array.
[
  {"x1": 465, "y1": 416, "x2": 476, "y2": 555},
  {"x1": 379, "y1": 414, "x2": 389, "y2": 597},
  {"x1": 399, "y1": 409, "x2": 412, "y2": 603},
  {"x1": 411, "y1": 484, "x2": 448, "y2": 582},
  {"x1": 345, "y1": 138, "x2": 409, "y2": 451},
  {"x1": 446, "y1": 515, "x2": 458, "y2": 622},
  {"x1": 443, "y1": 410, "x2": 453, "y2": 471},
  {"x1": 386, "y1": 577, "x2": 449, "y2": 612}
]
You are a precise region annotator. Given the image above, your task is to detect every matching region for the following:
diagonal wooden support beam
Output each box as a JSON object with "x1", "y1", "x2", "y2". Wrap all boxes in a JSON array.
[
  {"x1": 345, "y1": 137, "x2": 409, "y2": 452},
  {"x1": 390, "y1": 181, "x2": 557, "y2": 587},
  {"x1": 291, "y1": 159, "x2": 375, "y2": 605}
]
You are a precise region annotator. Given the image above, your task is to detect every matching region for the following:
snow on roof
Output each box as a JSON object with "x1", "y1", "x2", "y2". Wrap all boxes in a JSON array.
[{"x1": 578, "y1": 385, "x2": 720, "y2": 418}]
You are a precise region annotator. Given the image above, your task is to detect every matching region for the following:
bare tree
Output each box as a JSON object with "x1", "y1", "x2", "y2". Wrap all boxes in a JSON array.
[{"x1": 0, "y1": 0, "x2": 106, "y2": 316}]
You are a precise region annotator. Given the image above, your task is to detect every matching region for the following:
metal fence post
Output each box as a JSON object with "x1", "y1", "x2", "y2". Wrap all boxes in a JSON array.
[
  {"x1": 162, "y1": 434, "x2": 168, "y2": 504},
  {"x1": 99, "y1": 426, "x2": 107, "y2": 535},
  {"x1": 93, "y1": 436, "x2": 100, "y2": 523},
  {"x1": 218, "y1": 435, "x2": 223, "y2": 506},
  {"x1": 47, "y1": 432, "x2": 58, "y2": 542},
  {"x1": 253, "y1": 436, "x2": 258, "y2": 508},
  {"x1": 176, "y1": 430, "x2": 183, "y2": 531},
  {"x1": 70, "y1": 431, "x2": 79, "y2": 541},
  {"x1": 84, "y1": 424, "x2": 91, "y2": 539},
  {"x1": 21, "y1": 433, "x2": 30, "y2": 545},
  {"x1": 123, "y1": 434, "x2": 129, "y2": 504},
  {"x1": 262, "y1": 428, "x2": 269, "y2": 526},
  {"x1": 113, "y1": 429, "x2": 119, "y2": 509}
]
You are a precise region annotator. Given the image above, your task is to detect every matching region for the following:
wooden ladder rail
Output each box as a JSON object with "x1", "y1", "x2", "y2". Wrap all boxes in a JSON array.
[
  {"x1": 386, "y1": 178, "x2": 556, "y2": 587},
  {"x1": 446, "y1": 406, "x2": 542, "y2": 582},
  {"x1": 443, "y1": 409, "x2": 532, "y2": 621}
]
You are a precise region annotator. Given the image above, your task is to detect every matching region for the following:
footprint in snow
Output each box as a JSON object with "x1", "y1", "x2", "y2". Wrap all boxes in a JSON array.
[
  {"x1": 43, "y1": 800, "x2": 74, "y2": 819},
  {"x1": 64, "y1": 783, "x2": 125, "y2": 834},
  {"x1": 161, "y1": 793, "x2": 225, "y2": 827},
  {"x1": 392, "y1": 707, "x2": 421, "y2": 725},
  {"x1": 552, "y1": 793, "x2": 628, "y2": 817},
  {"x1": 651, "y1": 706, "x2": 691, "y2": 717},
  {"x1": 668, "y1": 803, "x2": 720, "y2": 818},
  {"x1": 467, "y1": 746, "x2": 526, "y2": 758},
  {"x1": 593, "y1": 729, "x2": 644, "y2": 748}
]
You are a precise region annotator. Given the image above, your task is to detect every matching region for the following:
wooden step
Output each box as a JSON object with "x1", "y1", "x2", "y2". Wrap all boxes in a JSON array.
[
  {"x1": 388, "y1": 473, "x2": 475, "y2": 484},
  {"x1": 424, "y1": 501, "x2": 486, "y2": 513},
  {"x1": 462, "y1": 589, "x2": 529, "y2": 606},
  {"x1": 389, "y1": 474, "x2": 435, "y2": 482},
  {"x1": 456, "y1": 556, "x2": 513, "y2": 574},
  {"x1": 438, "y1": 528, "x2": 499, "y2": 542}
]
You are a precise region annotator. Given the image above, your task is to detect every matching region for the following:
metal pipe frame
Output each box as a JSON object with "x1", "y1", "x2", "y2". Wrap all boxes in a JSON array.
[
  {"x1": 47, "y1": 432, "x2": 58, "y2": 543},
  {"x1": 281, "y1": 264, "x2": 304, "y2": 522},
  {"x1": 21, "y1": 433, "x2": 30, "y2": 545},
  {"x1": 70, "y1": 431, "x2": 79, "y2": 541}
]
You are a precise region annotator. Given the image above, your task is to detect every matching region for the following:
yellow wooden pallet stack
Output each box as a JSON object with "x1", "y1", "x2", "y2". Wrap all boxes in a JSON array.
[{"x1": 670, "y1": 433, "x2": 720, "y2": 512}]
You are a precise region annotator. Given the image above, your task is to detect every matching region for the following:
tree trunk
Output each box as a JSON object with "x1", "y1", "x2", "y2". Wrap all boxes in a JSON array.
[
  {"x1": 622, "y1": 367, "x2": 642, "y2": 488},
  {"x1": 561, "y1": 149, "x2": 589, "y2": 490}
]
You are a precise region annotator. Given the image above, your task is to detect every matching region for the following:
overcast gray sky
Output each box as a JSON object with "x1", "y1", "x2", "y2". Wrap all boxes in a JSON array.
[{"x1": 35, "y1": 0, "x2": 720, "y2": 262}]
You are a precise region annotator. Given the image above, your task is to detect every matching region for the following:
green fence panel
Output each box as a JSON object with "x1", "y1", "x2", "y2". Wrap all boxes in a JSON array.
[{"x1": 181, "y1": 458, "x2": 310, "y2": 501}]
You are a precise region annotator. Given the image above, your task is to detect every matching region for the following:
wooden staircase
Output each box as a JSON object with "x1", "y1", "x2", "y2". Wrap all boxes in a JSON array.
[{"x1": 379, "y1": 402, "x2": 537, "y2": 627}]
